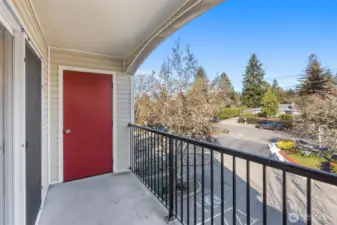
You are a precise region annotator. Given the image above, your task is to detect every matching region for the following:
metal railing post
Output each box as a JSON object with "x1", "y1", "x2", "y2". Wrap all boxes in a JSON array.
[
  {"x1": 128, "y1": 124, "x2": 337, "y2": 225},
  {"x1": 167, "y1": 136, "x2": 175, "y2": 221}
]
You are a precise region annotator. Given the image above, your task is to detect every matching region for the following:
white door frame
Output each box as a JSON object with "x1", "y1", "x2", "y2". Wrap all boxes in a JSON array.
[
  {"x1": 0, "y1": 2, "x2": 24, "y2": 225},
  {"x1": 0, "y1": 1, "x2": 48, "y2": 225},
  {"x1": 0, "y1": 25, "x2": 5, "y2": 225},
  {"x1": 58, "y1": 66, "x2": 117, "y2": 183}
]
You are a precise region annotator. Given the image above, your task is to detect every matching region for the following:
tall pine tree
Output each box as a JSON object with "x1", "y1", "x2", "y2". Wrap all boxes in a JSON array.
[
  {"x1": 193, "y1": 66, "x2": 208, "y2": 98},
  {"x1": 272, "y1": 79, "x2": 279, "y2": 90},
  {"x1": 299, "y1": 54, "x2": 333, "y2": 95},
  {"x1": 242, "y1": 54, "x2": 266, "y2": 108},
  {"x1": 261, "y1": 88, "x2": 279, "y2": 117},
  {"x1": 220, "y1": 72, "x2": 233, "y2": 90},
  {"x1": 195, "y1": 67, "x2": 208, "y2": 81}
]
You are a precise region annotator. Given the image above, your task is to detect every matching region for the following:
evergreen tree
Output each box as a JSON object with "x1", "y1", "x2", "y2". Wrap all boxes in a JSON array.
[
  {"x1": 212, "y1": 72, "x2": 237, "y2": 106},
  {"x1": 211, "y1": 72, "x2": 234, "y2": 93},
  {"x1": 334, "y1": 73, "x2": 337, "y2": 85},
  {"x1": 195, "y1": 67, "x2": 208, "y2": 81},
  {"x1": 272, "y1": 79, "x2": 279, "y2": 90},
  {"x1": 242, "y1": 54, "x2": 266, "y2": 107},
  {"x1": 261, "y1": 88, "x2": 279, "y2": 117},
  {"x1": 299, "y1": 54, "x2": 333, "y2": 95},
  {"x1": 324, "y1": 69, "x2": 336, "y2": 90},
  {"x1": 270, "y1": 79, "x2": 290, "y2": 102},
  {"x1": 193, "y1": 67, "x2": 208, "y2": 98},
  {"x1": 220, "y1": 72, "x2": 233, "y2": 90}
]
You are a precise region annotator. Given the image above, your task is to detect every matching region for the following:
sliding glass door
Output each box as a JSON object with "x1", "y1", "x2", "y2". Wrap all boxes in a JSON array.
[
  {"x1": 0, "y1": 23, "x2": 13, "y2": 225},
  {"x1": 25, "y1": 43, "x2": 42, "y2": 225}
]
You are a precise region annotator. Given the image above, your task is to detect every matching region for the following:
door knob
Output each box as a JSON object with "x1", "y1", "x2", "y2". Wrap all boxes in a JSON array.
[{"x1": 65, "y1": 129, "x2": 71, "y2": 134}]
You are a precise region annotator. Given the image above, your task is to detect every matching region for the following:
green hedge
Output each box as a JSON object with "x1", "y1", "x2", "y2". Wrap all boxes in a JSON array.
[
  {"x1": 279, "y1": 114, "x2": 293, "y2": 120},
  {"x1": 217, "y1": 108, "x2": 242, "y2": 120},
  {"x1": 241, "y1": 112, "x2": 254, "y2": 117}
]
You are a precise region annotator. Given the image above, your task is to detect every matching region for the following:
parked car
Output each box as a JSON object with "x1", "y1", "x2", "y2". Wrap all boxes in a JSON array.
[
  {"x1": 255, "y1": 121, "x2": 286, "y2": 130},
  {"x1": 147, "y1": 124, "x2": 168, "y2": 132}
]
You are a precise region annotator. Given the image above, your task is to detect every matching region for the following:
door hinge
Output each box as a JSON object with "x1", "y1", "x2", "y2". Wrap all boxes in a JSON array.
[{"x1": 25, "y1": 140, "x2": 28, "y2": 148}]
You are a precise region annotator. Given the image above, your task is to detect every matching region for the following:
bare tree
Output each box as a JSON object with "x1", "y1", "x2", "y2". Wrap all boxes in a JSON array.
[
  {"x1": 294, "y1": 94, "x2": 337, "y2": 152},
  {"x1": 134, "y1": 40, "x2": 216, "y2": 137}
]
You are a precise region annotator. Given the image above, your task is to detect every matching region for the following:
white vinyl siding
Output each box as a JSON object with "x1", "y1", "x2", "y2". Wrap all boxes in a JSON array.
[{"x1": 50, "y1": 48, "x2": 131, "y2": 183}]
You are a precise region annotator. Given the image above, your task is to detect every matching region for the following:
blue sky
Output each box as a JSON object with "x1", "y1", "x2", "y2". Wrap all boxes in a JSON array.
[{"x1": 137, "y1": 0, "x2": 337, "y2": 91}]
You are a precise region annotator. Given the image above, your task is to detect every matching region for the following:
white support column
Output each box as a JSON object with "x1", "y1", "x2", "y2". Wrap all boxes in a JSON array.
[
  {"x1": 12, "y1": 29, "x2": 26, "y2": 225},
  {"x1": 130, "y1": 75, "x2": 134, "y2": 123},
  {"x1": 3, "y1": 25, "x2": 14, "y2": 225},
  {"x1": 129, "y1": 75, "x2": 134, "y2": 170}
]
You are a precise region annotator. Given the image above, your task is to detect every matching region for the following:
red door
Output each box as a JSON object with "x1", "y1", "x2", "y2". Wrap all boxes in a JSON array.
[{"x1": 63, "y1": 70, "x2": 112, "y2": 182}]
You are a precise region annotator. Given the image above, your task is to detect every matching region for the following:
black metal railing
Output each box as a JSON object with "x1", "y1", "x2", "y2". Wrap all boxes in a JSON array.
[{"x1": 128, "y1": 124, "x2": 337, "y2": 225}]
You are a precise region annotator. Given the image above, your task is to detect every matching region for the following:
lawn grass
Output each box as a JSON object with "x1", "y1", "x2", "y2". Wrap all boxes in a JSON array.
[{"x1": 282, "y1": 151, "x2": 327, "y2": 170}]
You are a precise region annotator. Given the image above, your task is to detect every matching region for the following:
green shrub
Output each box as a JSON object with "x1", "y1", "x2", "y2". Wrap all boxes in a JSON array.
[
  {"x1": 241, "y1": 112, "x2": 254, "y2": 117},
  {"x1": 246, "y1": 117, "x2": 260, "y2": 124},
  {"x1": 276, "y1": 140, "x2": 296, "y2": 150},
  {"x1": 278, "y1": 120, "x2": 293, "y2": 129},
  {"x1": 256, "y1": 112, "x2": 267, "y2": 117},
  {"x1": 217, "y1": 108, "x2": 242, "y2": 120},
  {"x1": 279, "y1": 114, "x2": 293, "y2": 120},
  {"x1": 239, "y1": 106, "x2": 247, "y2": 111}
]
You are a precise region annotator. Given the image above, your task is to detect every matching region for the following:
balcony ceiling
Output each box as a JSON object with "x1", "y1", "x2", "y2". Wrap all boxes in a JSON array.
[
  {"x1": 31, "y1": 0, "x2": 224, "y2": 73},
  {"x1": 32, "y1": 0, "x2": 189, "y2": 57}
]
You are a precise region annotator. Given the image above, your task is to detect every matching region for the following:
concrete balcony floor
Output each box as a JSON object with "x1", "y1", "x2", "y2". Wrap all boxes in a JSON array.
[{"x1": 38, "y1": 172, "x2": 178, "y2": 225}]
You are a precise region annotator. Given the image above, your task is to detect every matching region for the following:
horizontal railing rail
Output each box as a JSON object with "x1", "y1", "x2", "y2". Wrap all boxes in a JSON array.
[{"x1": 128, "y1": 123, "x2": 337, "y2": 225}]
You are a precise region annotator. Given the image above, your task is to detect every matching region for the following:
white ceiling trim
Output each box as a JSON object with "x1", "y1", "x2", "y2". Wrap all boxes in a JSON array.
[
  {"x1": 16, "y1": 0, "x2": 225, "y2": 74},
  {"x1": 27, "y1": 0, "x2": 48, "y2": 48},
  {"x1": 50, "y1": 46, "x2": 125, "y2": 60},
  {"x1": 125, "y1": 0, "x2": 203, "y2": 74},
  {"x1": 128, "y1": 0, "x2": 193, "y2": 60}
]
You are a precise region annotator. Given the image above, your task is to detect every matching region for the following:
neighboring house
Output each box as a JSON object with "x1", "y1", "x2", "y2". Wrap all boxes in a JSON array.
[
  {"x1": 0, "y1": 1, "x2": 223, "y2": 225},
  {"x1": 243, "y1": 103, "x2": 300, "y2": 115}
]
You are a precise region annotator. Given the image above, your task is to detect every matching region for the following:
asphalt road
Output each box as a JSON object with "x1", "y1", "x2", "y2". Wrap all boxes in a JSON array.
[
  {"x1": 136, "y1": 124, "x2": 337, "y2": 225},
  {"x1": 216, "y1": 134, "x2": 272, "y2": 157},
  {"x1": 217, "y1": 117, "x2": 294, "y2": 145},
  {"x1": 175, "y1": 122, "x2": 337, "y2": 225}
]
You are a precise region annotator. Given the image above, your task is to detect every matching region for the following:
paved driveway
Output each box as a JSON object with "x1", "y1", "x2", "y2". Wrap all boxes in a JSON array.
[
  {"x1": 216, "y1": 134, "x2": 272, "y2": 157},
  {"x1": 137, "y1": 124, "x2": 337, "y2": 225},
  {"x1": 206, "y1": 120, "x2": 337, "y2": 225},
  {"x1": 217, "y1": 117, "x2": 293, "y2": 145}
]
